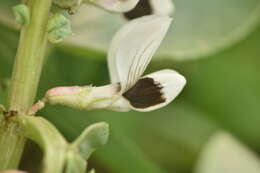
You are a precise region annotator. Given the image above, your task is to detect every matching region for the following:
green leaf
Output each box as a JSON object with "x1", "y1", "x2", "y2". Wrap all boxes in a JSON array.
[
  {"x1": 194, "y1": 132, "x2": 260, "y2": 173},
  {"x1": 72, "y1": 122, "x2": 109, "y2": 160},
  {"x1": 93, "y1": 130, "x2": 168, "y2": 173},
  {"x1": 66, "y1": 0, "x2": 260, "y2": 60},
  {"x1": 178, "y1": 24, "x2": 260, "y2": 148},
  {"x1": 0, "y1": 24, "x2": 18, "y2": 77},
  {"x1": 130, "y1": 104, "x2": 218, "y2": 173}
]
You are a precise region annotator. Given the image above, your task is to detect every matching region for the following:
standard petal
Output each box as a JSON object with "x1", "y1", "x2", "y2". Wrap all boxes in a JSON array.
[
  {"x1": 150, "y1": 0, "x2": 174, "y2": 16},
  {"x1": 87, "y1": 0, "x2": 140, "y2": 12},
  {"x1": 123, "y1": 69, "x2": 186, "y2": 112},
  {"x1": 108, "y1": 15, "x2": 172, "y2": 91}
]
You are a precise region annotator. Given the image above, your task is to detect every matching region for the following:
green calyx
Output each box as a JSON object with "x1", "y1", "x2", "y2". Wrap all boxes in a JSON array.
[
  {"x1": 47, "y1": 13, "x2": 72, "y2": 43},
  {"x1": 72, "y1": 122, "x2": 109, "y2": 160},
  {"x1": 13, "y1": 4, "x2": 30, "y2": 26},
  {"x1": 64, "y1": 122, "x2": 109, "y2": 172}
]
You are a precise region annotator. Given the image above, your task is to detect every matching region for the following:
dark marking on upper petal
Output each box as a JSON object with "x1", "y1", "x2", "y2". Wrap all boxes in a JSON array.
[
  {"x1": 122, "y1": 77, "x2": 165, "y2": 108},
  {"x1": 123, "y1": 0, "x2": 153, "y2": 20}
]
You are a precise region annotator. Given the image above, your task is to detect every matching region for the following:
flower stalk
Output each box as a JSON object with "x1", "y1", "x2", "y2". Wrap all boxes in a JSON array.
[{"x1": 0, "y1": 0, "x2": 52, "y2": 170}]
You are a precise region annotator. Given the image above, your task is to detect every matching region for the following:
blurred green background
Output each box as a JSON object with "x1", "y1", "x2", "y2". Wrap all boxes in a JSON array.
[{"x1": 1, "y1": 0, "x2": 260, "y2": 173}]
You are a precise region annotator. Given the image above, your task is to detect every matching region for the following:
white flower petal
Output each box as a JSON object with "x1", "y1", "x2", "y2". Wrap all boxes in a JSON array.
[
  {"x1": 108, "y1": 15, "x2": 172, "y2": 91},
  {"x1": 150, "y1": 0, "x2": 174, "y2": 16},
  {"x1": 88, "y1": 0, "x2": 140, "y2": 12},
  {"x1": 124, "y1": 69, "x2": 186, "y2": 112}
]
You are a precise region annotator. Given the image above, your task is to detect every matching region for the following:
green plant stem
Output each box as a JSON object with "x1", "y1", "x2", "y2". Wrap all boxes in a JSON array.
[
  {"x1": 8, "y1": 0, "x2": 51, "y2": 112},
  {"x1": 0, "y1": 0, "x2": 52, "y2": 170},
  {"x1": 0, "y1": 121, "x2": 25, "y2": 169}
]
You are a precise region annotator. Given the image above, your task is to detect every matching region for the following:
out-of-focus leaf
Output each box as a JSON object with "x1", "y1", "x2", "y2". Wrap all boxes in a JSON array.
[
  {"x1": 93, "y1": 130, "x2": 168, "y2": 173},
  {"x1": 133, "y1": 103, "x2": 218, "y2": 173},
  {"x1": 67, "y1": 0, "x2": 260, "y2": 60},
  {"x1": 0, "y1": 1, "x2": 20, "y2": 29},
  {"x1": 194, "y1": 132, "x2": 260, "y2": 173},
  {"x1": 2, "y1": 0, "x2": 260, "y2": 61},
  {"x1": 177, "y1": 25, "x2": 260, "y2": 149},
  {"x1": 0, "y1": 23, "x2": 18, "y2": 105},
  {"x1": 1, "y1": 0, "x2": 260, "y2": 61},
  {"x1": 0, "y1": 0, "x2": 19, "y2": 6},
  {"x1": 0, "y1": 24, "x2": 18, "y2": 76}
]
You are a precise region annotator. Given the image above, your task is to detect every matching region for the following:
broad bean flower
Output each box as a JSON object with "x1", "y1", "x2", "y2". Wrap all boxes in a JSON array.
[{"x1": 44, "y1": 15, "x2": 186, "y2": 112}]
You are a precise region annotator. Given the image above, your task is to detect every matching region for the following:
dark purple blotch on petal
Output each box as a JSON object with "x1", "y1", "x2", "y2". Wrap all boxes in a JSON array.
[
  {"x1": 123, "y1": 0, "x2": 153, "y2": 20},
  {"x1": 123, "y1": 77, "x2": 165, "y2": 108}
]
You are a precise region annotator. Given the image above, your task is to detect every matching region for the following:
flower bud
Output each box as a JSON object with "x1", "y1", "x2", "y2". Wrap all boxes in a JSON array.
[
  {"x1": 47, "y1": 13, "x2": 72, "y2": 43},
  {"x1": 45, "y1": 84, "x2": 121, "y2": 110},
  {"x1": 53, "y1": 0, "x2": 83, "y2": 11},
  {"x1": 13, "y1": 4, "x2": 30, "y2": 26}
]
